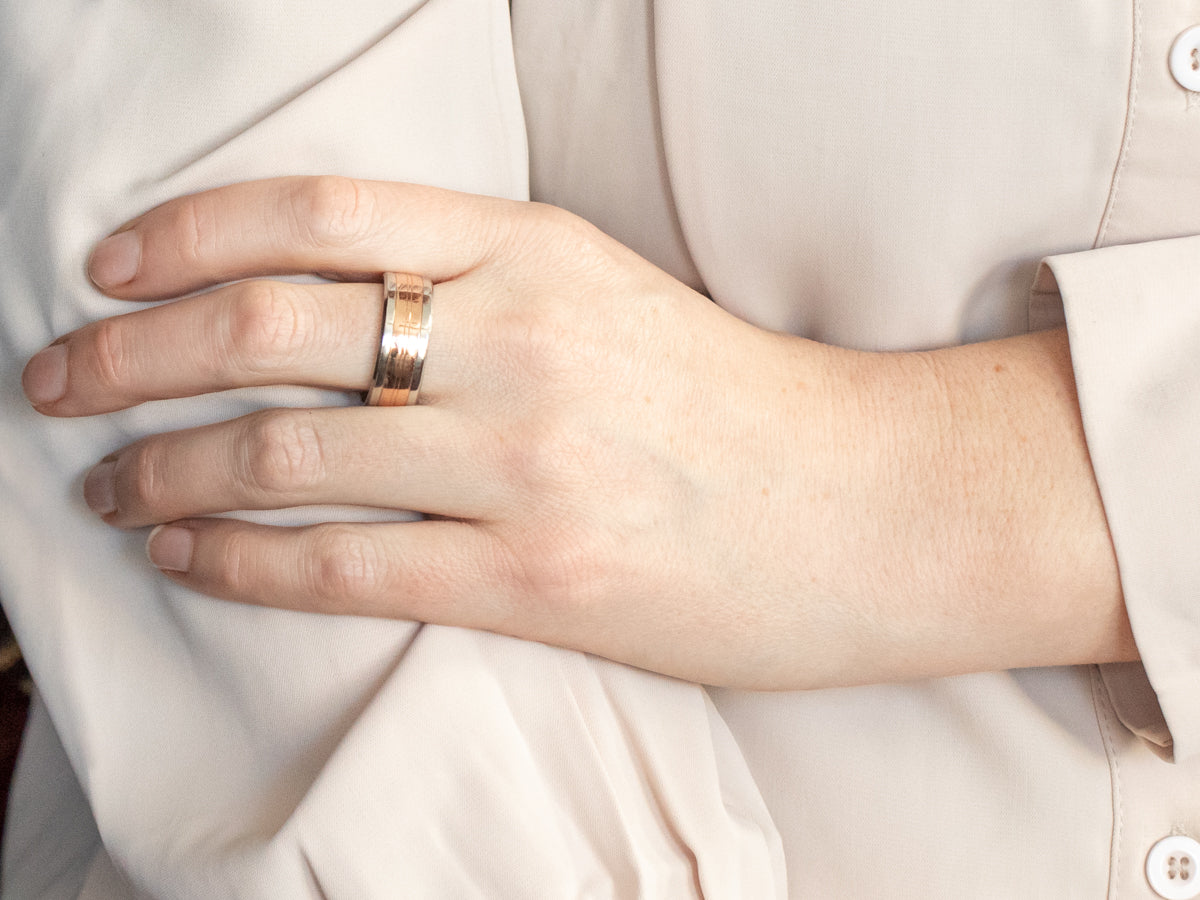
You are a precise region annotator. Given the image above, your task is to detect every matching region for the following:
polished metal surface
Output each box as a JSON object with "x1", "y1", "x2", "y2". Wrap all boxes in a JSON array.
[{"x1": 363, "y1": 272, "x2": 433, "y2": 406}]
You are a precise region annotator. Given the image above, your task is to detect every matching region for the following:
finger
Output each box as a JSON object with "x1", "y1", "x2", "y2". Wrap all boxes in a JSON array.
[
  {"x1": 87, "y1": 177, "x2": 516, "y2": 301},
  {"x1": 86, "y1": 406, "x2": 498, "y2": 527},
  {"x1": 27, "y1": 273, "x2": 475, "y2": 416},
  {"x1": 145, "y1": 518, "x2": 520, "y2": 630},
  {"x1": 24, "y1": 280, "x2": 383, "y2": 415}
]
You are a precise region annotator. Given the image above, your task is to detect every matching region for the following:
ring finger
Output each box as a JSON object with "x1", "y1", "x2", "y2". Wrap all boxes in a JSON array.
[{"x1": 23, "y1": 275, "x2": 469, "y2": 416}]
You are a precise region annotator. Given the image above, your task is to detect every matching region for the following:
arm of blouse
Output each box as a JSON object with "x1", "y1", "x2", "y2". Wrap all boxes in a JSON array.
[
  {"x1": 1023, "y1": 0, "x2": 1200, "y2": 768},
  {"x1": 1035, "y1": 237, "x2": 1200, "y2": 764}
]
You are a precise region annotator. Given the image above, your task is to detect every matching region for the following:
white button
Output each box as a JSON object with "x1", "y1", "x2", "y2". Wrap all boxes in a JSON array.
[
  {"x1": 1147, "y1": 835, "x2": 1200, "y2": 899},
  {"x1": 1170, "y1": 26, "x2": 1200, "y2": 91}
]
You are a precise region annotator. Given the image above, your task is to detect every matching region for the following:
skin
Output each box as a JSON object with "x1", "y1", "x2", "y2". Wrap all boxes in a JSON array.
[{"x1": 21, "y1": 176, "x2": 1138, "y2": 689}]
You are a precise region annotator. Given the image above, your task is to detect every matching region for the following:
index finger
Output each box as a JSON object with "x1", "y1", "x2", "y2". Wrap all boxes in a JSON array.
[{"x1": 87, "y1": 177, "x2": 512, "y2": 301}]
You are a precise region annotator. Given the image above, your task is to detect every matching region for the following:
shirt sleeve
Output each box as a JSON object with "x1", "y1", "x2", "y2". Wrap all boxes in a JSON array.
[{"x1": 1033, "y1": 235, "x2": 1200, "y2": 763}]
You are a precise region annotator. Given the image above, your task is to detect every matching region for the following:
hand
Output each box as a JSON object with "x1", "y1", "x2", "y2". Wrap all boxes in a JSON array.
[{"x1": 22, "y1": 177, "x2": 1135, "y2": 687}]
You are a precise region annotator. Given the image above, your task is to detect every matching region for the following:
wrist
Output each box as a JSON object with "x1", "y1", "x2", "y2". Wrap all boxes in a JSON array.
[
  {"x1": 788, "y1": 329, "x2": 1134, "y2": 686},
  {"x1": 884, "y1": 329, "x2": 1134, "y2": 673}
]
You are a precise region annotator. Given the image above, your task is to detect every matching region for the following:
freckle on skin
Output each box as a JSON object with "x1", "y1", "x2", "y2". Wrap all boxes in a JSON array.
[
  {"x1": 761, "y1": 487, "x2": 770, "y2": 497},
  {"x1": 993, "y1": 364, "x2": 1004, "y2": 373}
]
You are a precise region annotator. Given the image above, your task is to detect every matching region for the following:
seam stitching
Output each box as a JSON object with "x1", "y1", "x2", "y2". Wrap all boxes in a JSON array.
[
  {"x1": 1096, "y1": 0, "x2": 1143, "y2": 248},
  {"x1": 1092, "y1": 666, "x2": 1125, "y2": 900}
]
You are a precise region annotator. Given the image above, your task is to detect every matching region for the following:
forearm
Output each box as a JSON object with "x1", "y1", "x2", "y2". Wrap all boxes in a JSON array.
[{"x1": 798, "y1": 325, "x2": 1136, "y2": 685}]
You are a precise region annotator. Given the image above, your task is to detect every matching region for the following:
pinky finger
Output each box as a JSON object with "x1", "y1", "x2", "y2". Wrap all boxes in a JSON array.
[{"x1": 146, "y1": 518, "x2": 515, "y2": 627}]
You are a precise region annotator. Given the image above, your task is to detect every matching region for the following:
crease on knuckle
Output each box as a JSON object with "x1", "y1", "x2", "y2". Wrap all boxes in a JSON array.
[
  {"x1": 306, "y1": 525, "x2": 385, "y2": 609},
  {"x1": 177, "y1": 194, "x2": 219, "y2": 265},
  {"x1": 219, "y1": 528, "x2": 258, "y2": 597},
  {"x1": 295, "y1": 176, "x2": 374, "y2": 250},
  {"x1": 241, "y1": 411, "x2": 326, "y2": 497},
  {"x1": 91, "y1": 318, "x2": 133, "y2": 395},
  {"x1": 124, "y1": 441, "x2": 169, "y2": 514},
  {"x1": 228, "y1": 281, "x2": 315, "y2": 374}
]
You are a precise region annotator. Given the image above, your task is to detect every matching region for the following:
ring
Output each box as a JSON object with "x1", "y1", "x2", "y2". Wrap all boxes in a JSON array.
[{"x1": 363, "y1": 272, "x2": 433, "y2": 406}]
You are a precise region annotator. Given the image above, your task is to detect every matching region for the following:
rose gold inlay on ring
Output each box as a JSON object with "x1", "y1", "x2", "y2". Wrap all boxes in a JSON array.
[{"x1": 363, "y1": 272, "x2": 433, "y2": 406}]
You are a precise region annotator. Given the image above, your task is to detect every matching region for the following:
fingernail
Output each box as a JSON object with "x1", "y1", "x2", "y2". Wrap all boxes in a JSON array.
[
  {"x1": 147, "y1": 525, "x2": 193, "y2": 573},
  {"x1": 88, "y1": 230, "x2": 141, "y2": 289},
  {"x1": 22, "y1": 343, "x2": 68, "y2": 405},
  {"x1": 83, "y1": 460, "x2": 117, "y2": 516}
]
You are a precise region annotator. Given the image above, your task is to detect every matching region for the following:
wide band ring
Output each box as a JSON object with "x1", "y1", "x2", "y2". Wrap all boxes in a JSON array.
[{"x1": 363, "y1": 272, "x2": 433, "y2": 406}]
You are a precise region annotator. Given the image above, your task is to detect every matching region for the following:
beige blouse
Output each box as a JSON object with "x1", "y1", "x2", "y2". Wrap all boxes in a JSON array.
[{"x1": 1, "y1": 0, "x2": 1198, "y2": 897}]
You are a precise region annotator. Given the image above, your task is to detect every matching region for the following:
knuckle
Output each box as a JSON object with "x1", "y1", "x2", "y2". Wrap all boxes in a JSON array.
[
  {"x1": 122, "y1": 440, "x2": 170, "y2": 513},
  {"x1": 496, "y1": 301, "x2": 581, "y2": 386},
  {"x1": 492, "y1": 296, "x2": 603, "y2": 390},
  {"x1": 501, "y1": 415, "x2": 594, "y2": 496},
  {"x1": 471, "y1": 197, "x2": 536, "y2": 264},
  {"x1": 218, "y1": 527, "x2": 261, "y2": 597},
  {"x1": 294, "y1": 176, "x2": 374, "y2": 249},
  {"x1": 499, "y1": 525, "x2": 606, "y2": 616},
  {"x1": 306, "y1": 525, "x2": 386, "y2": 608},
  {"x1": 176, "y1": 194, "x2": 220, "y2": 265},
  {"x1": 240, "y1": 410, "x2": 326, "y2": 496},
  {"x1": 227, "y1": 281, "x2": 314, "y2": 373},
  {"x1": 521, "y1": 202, "x2": 608, "y2": 271},
  {"x1": 524, "y1": 200, "x2": 579, "y2": 235},
  {"x1": 488, "y1": 423, "x2": 613, "y2": 616},
  {"x1": 90, "y1": 318, "x2": 132, "y2": 393}
]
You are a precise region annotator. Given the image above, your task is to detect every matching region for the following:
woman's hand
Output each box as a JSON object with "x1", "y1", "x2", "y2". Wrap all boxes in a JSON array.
[{"x1": 22, "y1": 177, "x2": 1136, "y2": 687}]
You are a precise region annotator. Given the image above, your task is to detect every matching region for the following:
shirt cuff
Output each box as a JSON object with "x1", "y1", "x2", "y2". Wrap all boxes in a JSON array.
[{"x1": 1033, "y1": 235, "x2": 1200, "y2": 763}]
